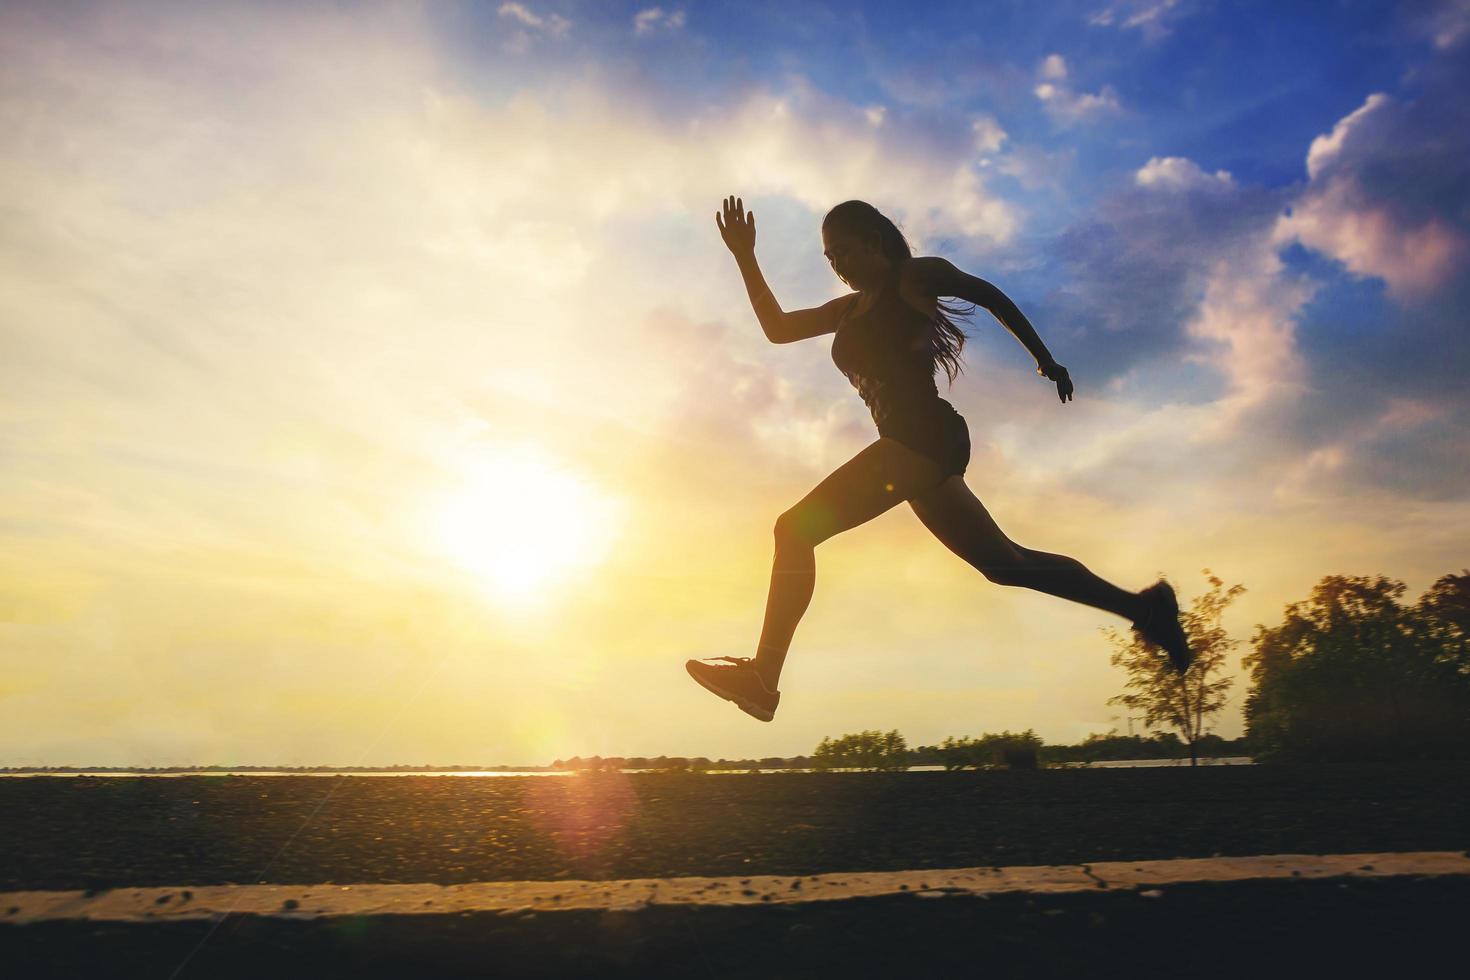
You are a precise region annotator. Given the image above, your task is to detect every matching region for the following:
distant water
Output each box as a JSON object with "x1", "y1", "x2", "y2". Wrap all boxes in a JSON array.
[
  {"x1": 1, "y1": 759, "x2": 1254, "y2": 777},
  {"x1": 0, "y1": 770, "x2": 574, "y2": 778}
]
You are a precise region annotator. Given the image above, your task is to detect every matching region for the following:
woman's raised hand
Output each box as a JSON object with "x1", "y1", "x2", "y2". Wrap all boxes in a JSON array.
[{"x1": 715, "y1": 195, "x2": 756, "y2": 258}]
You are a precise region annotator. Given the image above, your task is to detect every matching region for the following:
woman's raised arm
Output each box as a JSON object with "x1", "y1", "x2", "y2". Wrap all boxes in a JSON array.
[{"x1": 717, "y1": 195, "x2": 789, "y2": 343}]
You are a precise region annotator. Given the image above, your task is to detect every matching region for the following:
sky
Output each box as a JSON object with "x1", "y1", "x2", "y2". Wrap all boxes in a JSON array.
[{"x1": 2, "y1": 0, "x2": 1468, "y2": 766}]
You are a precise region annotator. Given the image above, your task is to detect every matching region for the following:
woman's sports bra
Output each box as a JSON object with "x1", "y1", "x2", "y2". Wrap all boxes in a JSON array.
[{"x1": 830, "y1": 258, "x2": 942, "y2": 426}]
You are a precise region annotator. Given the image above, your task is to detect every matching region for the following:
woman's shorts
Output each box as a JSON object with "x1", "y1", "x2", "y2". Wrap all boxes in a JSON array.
[{"x1": 877, "y1": 401, "x2": 970, "y2": 479}]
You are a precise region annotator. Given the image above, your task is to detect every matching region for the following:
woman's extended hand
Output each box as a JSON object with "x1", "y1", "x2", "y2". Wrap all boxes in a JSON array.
[
  {"x1": 1038, "y1": 361, "x2": 1074, "y2": 403},
  {"x1": 715, "y1": 195, "x2": 756, "y2": 258}
]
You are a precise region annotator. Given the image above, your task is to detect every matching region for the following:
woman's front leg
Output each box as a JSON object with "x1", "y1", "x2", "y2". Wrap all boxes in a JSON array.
[{"x1": 753, "y1": 437, "x2": 947, "y2": 689}]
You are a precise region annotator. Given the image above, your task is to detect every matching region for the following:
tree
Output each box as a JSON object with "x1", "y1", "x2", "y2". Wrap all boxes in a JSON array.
[
  {"x1": 812, "y1": 729, "x2": 909, "y2": 771},
  {"x1": 1105, "y1": 570, "x2": 1243, "y2": 766},
  {"x1": 933, "y1": 731, "x2": 1043, "y2": 769},
  {"x1": 1415, "y1": 569, "x2": 1470, "y2": 675},
  {"x1": 1243, "y1": 572, "x2": 1470, "y2": 761}
]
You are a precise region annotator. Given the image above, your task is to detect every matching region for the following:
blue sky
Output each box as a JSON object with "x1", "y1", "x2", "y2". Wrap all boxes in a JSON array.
[{"x1": 1, "y1": 0, "x2": 1467, "y2": 765}]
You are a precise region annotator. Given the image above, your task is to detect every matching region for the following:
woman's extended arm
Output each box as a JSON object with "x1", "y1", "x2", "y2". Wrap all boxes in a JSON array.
[{"x1": 915, "y1": 256, "x2": 1074, "y2": 403}]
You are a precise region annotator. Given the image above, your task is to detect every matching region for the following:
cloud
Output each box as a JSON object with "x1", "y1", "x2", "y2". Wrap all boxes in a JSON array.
[
  {"x1": 0, "y1": 0, "x2": 1029, "y2": 574},
  {"x1": 988, "y1": 142, "x2": 1076, "y2": 192},
  {"x1": 1045, "y1": 153, "x2": 1290, "y2": 373},
  {"x1": 971, "y1": 115, "x2": 1006, "y2": 153},
  {"x1": 1134, "y1": 156, "x2": 1235, "y2": 192},
  {"x1": 1033, "y1": 54, "x2": 1122, "y2": 126},
  {"x1": 687, "y1": 77, "x2": 1022, "y2": 249},
  {"x1": 633, "y1": 7, "x2": 686, "y2": 36},
  {"x1": 497, "y1": 1, "x2": 571, "y2": 36},
  {"x1": 1273, "y1": 50, "x2": 1470, "y2": 303},
  {"x1": 1302, "y1": 94, "x2": 1388, "y2": 181},
  {"x1": 1036, "y1": 31, "x2": 1470, "y2": 508},
  {"x1": 1039, "y1": 54, "x2": 1068, "y2": 81},
  {"x1": 496, "y1": 1, "x2": 571, "y2": 53},
  {"x1": 1088, "y1": 0, "x2": 1186, "y2": 40},
  {"x1": 1276, "y1": 180, "x2": 1465, "y2": 301},
  {"x1": 1273, "y1": 397, "x2": 1454, "y2": 503},
  {"x1": 1177, "y1": 239, "x2": 1316, "y2": 439},
  {"x1": 1401, "y1": 0, "x2": 1470, "y2": 50}
]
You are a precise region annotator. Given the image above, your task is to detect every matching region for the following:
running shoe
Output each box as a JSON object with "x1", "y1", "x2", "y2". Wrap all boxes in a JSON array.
[
  {"x1": 1132, "y1": 579, "x2": 1194, "y2": 674},
  {"x1": 685, "y1": 656, "x2": 781, "y2": 722}
]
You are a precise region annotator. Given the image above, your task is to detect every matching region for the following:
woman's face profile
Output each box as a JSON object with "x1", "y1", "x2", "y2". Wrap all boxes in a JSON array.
[{"x1": 821, "y1": 227, "x2": 879, "y2": 291}]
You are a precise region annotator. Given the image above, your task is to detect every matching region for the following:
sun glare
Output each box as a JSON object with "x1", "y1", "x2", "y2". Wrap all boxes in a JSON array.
[{"x1": 426, "y1": 445, "x2": 624, "y2": 605}]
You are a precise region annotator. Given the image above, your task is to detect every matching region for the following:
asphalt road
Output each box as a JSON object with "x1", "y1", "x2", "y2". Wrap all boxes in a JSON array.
[
  {"x1": 2, "y1": 762, "x2": 1468, "y2": 890},
  {"x1": 4, "y1": 763, "x2": 1468, "y2": 978}
]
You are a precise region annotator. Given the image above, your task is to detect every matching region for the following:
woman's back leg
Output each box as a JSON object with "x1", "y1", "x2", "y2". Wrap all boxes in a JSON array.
[{"x1": 907, "y1": 476, "x2": 1147, "y2": 623}]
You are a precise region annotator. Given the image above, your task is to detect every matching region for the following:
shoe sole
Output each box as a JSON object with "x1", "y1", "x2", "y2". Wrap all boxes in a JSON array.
[{"x1": 685, "y1": 663, "x2": 777, "y2": 722}]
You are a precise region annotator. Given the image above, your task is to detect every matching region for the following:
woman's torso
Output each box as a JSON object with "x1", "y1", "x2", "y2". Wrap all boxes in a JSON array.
[{"x1": 830, "y1": 257, "x2": 948, "y2": 427}]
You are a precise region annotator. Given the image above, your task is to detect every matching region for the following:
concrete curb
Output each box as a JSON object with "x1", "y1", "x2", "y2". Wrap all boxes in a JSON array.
[{"x1": 4, "y1": 851, "x2": 1468, "y2": 925}]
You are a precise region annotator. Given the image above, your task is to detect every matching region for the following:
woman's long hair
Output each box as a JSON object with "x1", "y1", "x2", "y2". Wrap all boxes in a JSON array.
[{"x1": 822, "y1": 200, "x2": 975, "y2": 388}]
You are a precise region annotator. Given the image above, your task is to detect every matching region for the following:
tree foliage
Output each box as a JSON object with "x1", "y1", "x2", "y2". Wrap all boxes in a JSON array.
[
  {"x1": 932, "y1": 730, "x2": 1043, "y2": 769},
  {"x1": 1244, "y1": 571, "x2": 1470, "y2": 761},
  {"x1": 1416, "y1": 570, "x2": 1470, "y2": 675},
  {"x1": 811, "y1": 729, "x2": 909, "y2": 771},
  {"x1": 1104, "y1": 570, "x2": 1243, "y2": 765}
]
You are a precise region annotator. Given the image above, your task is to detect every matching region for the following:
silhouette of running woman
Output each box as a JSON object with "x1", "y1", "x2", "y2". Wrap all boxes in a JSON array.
[{"x1": 686, "y1": 197, "x2": 1192, "y2": 722}]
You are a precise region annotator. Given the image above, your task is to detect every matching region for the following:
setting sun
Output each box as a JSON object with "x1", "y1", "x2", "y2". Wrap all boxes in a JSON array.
[{"x1": 425, "y1": 445, "x2": 624, "y2": 605}]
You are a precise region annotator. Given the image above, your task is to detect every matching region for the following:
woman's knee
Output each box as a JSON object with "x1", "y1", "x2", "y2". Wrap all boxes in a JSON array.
[{"x1": 774, "y1": 508, "x2": 831, "y2": 550}]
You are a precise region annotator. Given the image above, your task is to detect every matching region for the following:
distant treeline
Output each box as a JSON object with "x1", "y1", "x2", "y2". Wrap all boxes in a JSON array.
[{"x1": 548, "y1": 730, "x2": 1250, "y2": 772}]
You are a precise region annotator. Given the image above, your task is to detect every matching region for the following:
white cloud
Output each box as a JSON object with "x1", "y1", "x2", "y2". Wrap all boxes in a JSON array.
[
  {"x1": 1304, "y1": 93, "x2": 1389, "y2": 181},
  {"x1": 1088, "y1": 0, "x2": 1184, "y2": 40},
  {"x1": 1035, "y1": 83, "x2": 1122, "y2": 124},
  {"x1": 971, "y1": 115, "x2": 1007, "y2": 154},
  {"x1": 497, "y1": 2, "x2": 571, "y2": 45},
  {"x1": 1179, "y1": 244, "x2": 1316, "y2": 440},
  {"x1": 634, "y1": 7, "x2": 686, "y2": 36},
  {"x1": 1033, "y1": 56, "x2": 1121, "y2": 126},
  {"x1": 1135, "y1": 155, "x2": 1234, "y2": 191}
]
